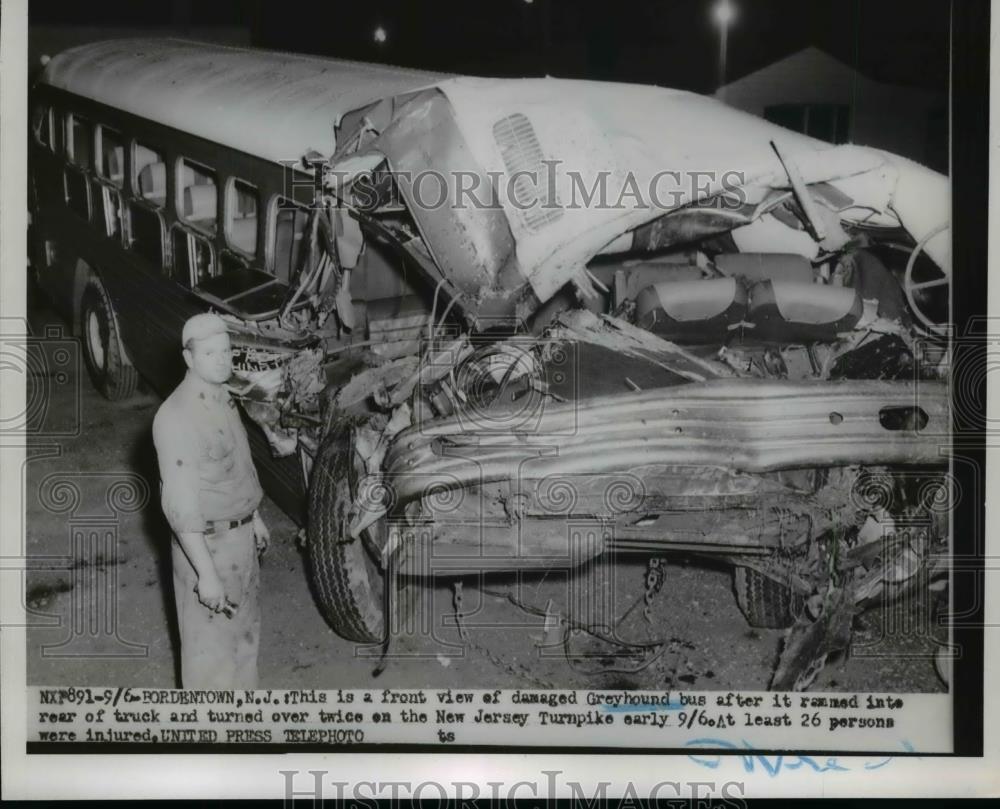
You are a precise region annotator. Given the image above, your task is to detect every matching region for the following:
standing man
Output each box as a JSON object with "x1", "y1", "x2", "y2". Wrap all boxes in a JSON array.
[{"x1": 153, "y1": 313, "x2": 270, "y2": 688}]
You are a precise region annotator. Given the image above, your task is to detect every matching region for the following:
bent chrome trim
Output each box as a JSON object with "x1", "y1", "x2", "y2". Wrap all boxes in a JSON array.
[{"x1": 384, "y1": 379, "x2": 948, "y2": 505}]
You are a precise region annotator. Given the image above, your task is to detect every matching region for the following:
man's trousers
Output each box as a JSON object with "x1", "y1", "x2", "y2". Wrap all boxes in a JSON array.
[{"x1": 171, "y1": 521, "x2": 260, "y2": 688}]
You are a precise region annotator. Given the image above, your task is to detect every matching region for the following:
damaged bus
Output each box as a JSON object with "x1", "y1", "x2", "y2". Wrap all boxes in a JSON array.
[{"x1": 30, "y1": 39, "x2": 951, "y2": 689}]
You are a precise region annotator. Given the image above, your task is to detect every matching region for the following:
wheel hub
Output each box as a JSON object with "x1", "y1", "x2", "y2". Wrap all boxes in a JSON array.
[{"x1": 87, "y1": 310, "x2": 105, "y2": 371}]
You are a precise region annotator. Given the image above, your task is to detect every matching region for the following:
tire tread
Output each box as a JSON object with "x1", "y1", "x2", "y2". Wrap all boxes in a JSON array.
[
  {"x1": 734, "y1": 566, "x2": 803, "y2": 629},
  {"x1": 81, "y1": 280, "x2": 138, "y2": 401},
  {"x1": 307, "y1": 429, "x2": 384, "y2": 644}
]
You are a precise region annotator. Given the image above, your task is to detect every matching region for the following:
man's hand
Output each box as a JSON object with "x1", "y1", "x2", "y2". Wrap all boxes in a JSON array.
[
  {"x1": 252, "y1": 510, "x2": 270, "y2": 556},
  {"x1": 177, "y1": 530, "x2": 226, "y2": 613},
  {"x1": 195, "y1": 567, "x2": 226, "y2": 612}
]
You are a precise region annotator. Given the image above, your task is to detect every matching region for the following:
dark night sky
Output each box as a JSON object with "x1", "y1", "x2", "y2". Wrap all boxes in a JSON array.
[{"x1": 31, "y1": 0, "x2": 951, "y2": 95}]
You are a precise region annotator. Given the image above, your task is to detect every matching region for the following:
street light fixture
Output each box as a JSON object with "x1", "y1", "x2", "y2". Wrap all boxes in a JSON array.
[
  {"x1": 712, "y1": 0, "x2": 736, "y2": 98},
  {"x1": 714, "y1": 0, "x2": 736, "y2": 26}
]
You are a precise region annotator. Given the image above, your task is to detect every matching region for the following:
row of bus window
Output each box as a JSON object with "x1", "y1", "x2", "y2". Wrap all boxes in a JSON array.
[{"x1": 36, "y1": 105, "x2": 313, "y2": 289}]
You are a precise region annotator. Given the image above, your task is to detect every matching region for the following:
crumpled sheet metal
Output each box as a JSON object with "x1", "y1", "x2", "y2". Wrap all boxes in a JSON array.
[
  {"x1": 771, "y1": 584, "x2": 855, "y2": 691},
  {"x1": 384, "y1": 378, "x2": 948, "y2": 509},
  {"x1": 284, "y1": 347, "x2": 326, "y2": 398},
  {"x1": 435, "y1": 77, "x2": 949, "y2": 311},
  {"x1": 546, "y1": 309, "x2": 733, "y2": 382},
  {"x1": 242, "y1": 399, "x2": 298, "y2": 457},
  {"x1": 231, "y1": 344, "x2": 326, "y2": 457},
  {"x1": 335, "y1": 356, "x2": 420, "y2": 412},
  {"x1": 348, "y1": 403, "x2": 413, "y2": 538}
]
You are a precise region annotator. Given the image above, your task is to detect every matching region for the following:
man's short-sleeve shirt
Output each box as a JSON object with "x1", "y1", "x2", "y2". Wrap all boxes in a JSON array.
[{"x1": 153, "y1": 370, "x2": 263, "y2": 534}]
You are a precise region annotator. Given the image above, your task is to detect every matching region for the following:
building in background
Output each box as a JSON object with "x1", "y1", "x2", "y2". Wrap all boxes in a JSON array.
[{"x1": 715, "y1": 46, "x2": 947, "y2": 173}]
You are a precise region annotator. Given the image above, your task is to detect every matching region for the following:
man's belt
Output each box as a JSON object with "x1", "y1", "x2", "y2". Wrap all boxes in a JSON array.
[{"x1": 203, "y1": 512, "x2": 254, "y2": 536}]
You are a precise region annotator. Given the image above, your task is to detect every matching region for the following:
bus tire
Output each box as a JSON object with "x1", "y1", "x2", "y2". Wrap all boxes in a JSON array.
[
  {"x1": 734, "y1": 566, "x2": 803, "y2": 629},
  {"x1": 307, "y1": 425, "x2": 386, "y2": 644},
  {"x1": 80, "y1": 279, "x2": 138, "y2": 401}
]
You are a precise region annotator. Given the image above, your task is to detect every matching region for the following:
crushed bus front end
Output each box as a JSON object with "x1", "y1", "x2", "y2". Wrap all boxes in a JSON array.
[{"x1": 221, "y1": 75, "x2": 952, "y2": 689}]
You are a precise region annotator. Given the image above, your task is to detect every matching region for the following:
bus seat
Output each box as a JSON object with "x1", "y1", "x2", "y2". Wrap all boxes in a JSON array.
[
  {"x1": 714, "y1": 252, "x2": 814, "y2": 284},
  {"x1": 748, "y1": 280, "x2": 862, "y2": 341},
  {"x1": 635, "y1": 277, "x2": 747, "y2": 342},
  {"x1": 183, "y1": 185, "x2": 217, "y2": 224},
  {"x1": 138, "y1": 161, "x2": 166, "y2": 203},
  {"x1": 274, "y1": 216, "x2": 307, "y2": 283},
  {"x1": 633, "y1": 274, "x2": 864, "y2": 344},
  {"x1": 229, "y1": 216, "x2": 258, "y2": 254}
]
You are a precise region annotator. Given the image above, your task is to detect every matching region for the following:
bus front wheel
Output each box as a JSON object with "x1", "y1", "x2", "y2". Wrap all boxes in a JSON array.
[
  {"x1": 80, "y1": 278, "x2": 138, "y2": 401},
  {"x1": 307, "y1": 425, "x2": 386, "y2": 645}
]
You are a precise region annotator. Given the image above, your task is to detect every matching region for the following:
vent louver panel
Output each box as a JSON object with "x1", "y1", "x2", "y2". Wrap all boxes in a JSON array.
[{"x1": 492, "y1": 113, "x2": 563, "y2": 232}]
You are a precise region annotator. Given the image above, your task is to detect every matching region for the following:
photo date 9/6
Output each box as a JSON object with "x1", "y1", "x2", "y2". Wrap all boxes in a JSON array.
[{"x1": 684, "y1": 694, "x2": 905, "y2": 732}]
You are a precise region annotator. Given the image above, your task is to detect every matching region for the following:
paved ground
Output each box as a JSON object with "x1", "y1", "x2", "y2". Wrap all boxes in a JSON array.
[{"x1": 22, "y1": 288, "x2": 945, "y2": 693}]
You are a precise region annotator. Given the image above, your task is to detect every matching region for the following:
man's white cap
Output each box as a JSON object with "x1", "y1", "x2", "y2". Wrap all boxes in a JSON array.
[{"x1": 182, "y1": 313, "x2": 228, "y2": 348}]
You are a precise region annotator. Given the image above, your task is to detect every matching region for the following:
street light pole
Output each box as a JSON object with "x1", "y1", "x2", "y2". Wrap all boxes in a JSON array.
[{"x1": 524, "y1": 0, "x2": 550, "y2": 76}]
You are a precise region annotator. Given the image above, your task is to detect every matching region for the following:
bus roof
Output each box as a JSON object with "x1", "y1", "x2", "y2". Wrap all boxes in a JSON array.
[{"x1": 38, "y1": 38, "x2": 450, "y2": 166}]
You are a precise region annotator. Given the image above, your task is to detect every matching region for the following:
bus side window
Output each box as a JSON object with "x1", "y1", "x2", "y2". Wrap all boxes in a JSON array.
[
  {"x1": 63, "y1": 113, "x2": 91, "y2": 220},
  {"x1": 128, "y1": 203, "x2": 165, "y2": 268},
  {"x1": 33, "y1": 105, "x2": 52, "y2": 149},
  {"x1": 272, "y1": 197, "x2": 310, "y2": 284},
  {"x1": 178, "y1": 159, "x2": 218, "y2": 235},
  {"x1": 66, "y1": 114, "x2": 93, "y2": 169},
  {"x1": 172, "y1": 227, "x2": 214, "y2": 289},
  {"x1": 226, "y1": 179, "x2": 259, "y2": 257},
  {"x1": 99, "y1": 186, "x2": 125, "y2": 241},
  {"x1": 134, "y1": 142, "x2": 166, "y2": 207},
  {"x1": 96, "y1": 127, "x2": 126, "y2": 241},
  {"x1": 98, "y1": 127, "x2": 125, "y2": 187}
]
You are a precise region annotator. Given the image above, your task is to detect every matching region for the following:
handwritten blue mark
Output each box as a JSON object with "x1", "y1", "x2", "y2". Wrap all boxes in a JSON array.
[
  {"x1": 686, "y1": 738, "x2": 913, "y2": 776},
  {"x1": 864, "y1": 739, "x2": 915, "y2": 769},
  {"x1": 863, "y1": 756, "x2": 892, "y2": 771}
]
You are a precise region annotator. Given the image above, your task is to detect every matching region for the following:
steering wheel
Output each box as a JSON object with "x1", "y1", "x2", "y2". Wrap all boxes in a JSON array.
[{"x1": 903, "y1": 222, "x2": 951, "y2": 336}]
